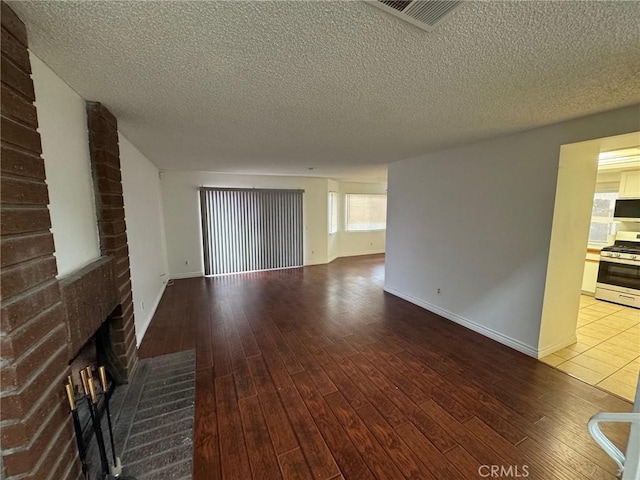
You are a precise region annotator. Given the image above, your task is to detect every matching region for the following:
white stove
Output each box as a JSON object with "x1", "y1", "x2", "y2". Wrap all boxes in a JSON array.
[{"x1": 595, "y1": 231, "x2": 640, "y2": 308}]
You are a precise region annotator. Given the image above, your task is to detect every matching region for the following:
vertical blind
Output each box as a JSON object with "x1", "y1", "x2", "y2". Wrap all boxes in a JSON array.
[{"x1": 200, "y1": 188, "x2": 304, "y2": 275}]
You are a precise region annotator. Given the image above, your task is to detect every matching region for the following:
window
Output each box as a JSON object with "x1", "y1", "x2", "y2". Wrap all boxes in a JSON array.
[
  {"x1": 345, "y1": 194, "x2": 387, "y2": 231},
  {"x1": 328, "y1": 191, "x2": 338, "y2": 234},
  {"x1": 588, "y1": 191, "x2": 618, "y2": 245}
]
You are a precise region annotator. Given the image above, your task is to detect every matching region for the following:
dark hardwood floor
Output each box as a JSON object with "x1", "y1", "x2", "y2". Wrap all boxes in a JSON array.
[{"x1": 139, "y1": 255, "x2": 632, "y2": 479}]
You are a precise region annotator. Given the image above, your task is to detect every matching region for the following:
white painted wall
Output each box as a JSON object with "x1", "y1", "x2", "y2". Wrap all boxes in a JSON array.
[
  {"x1": 161, "y1": 171, "x2": 330, "y2": 278},
  {"x1": 385, "y1": 104, "x2": 640, "y2": 357},
  {"x1": 339, "y1": 182, "x2": 387, "y2": 257},
  {"x1": 119, "y1": 134, "x2": 170, "y2": 345},
  {"x1": 31, "y1": 54, "x2": 100, "y2": 277}
]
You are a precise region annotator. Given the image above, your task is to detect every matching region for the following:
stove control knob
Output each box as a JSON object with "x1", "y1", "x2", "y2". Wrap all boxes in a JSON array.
[
  {"x1": 632, "y1": 255, "x2": 638, "y2": 261},
  {"x1": 613, "y1": 253, "x2": 621, "y2": 258}
]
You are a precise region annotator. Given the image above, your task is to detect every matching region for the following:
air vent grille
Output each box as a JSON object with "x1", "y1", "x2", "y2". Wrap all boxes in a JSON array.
[
  {"x1": 378, "y1": 0, "x2": 412, "y2": 11},
  {"x1": 403, "y1": 1, "x2": 460, "y2": 26},
  {"x1": 369, "y1": 0, "x2": 462, "y2": 31}
]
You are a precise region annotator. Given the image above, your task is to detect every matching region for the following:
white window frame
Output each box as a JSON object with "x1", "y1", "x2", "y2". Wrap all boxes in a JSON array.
[
  {"x1": 345, "y1": 193, "x2": 387, "y2": 232},
  {"x1": 328, "y1": 191, "x2": 338, "y2": 235},
  {"x1": 588, "y1": 189, "x2": 618, "y2": 247}
]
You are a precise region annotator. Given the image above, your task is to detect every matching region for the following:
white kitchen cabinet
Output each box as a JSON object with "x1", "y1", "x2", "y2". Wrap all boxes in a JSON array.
[
  {"x1": 582, "y1": 256, "x2": 599, "y2": 295},
  {"x1": 618, "y1": 170, "x2": 640, "y2": 198}
]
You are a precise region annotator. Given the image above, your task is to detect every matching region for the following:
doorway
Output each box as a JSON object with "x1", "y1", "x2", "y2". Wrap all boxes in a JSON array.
[{"x1": 539, "y1": 132, "x2": 640, "y2": 402}]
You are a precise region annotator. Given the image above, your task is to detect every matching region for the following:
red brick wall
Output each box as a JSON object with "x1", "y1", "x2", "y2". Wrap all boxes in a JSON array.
[
  {"x1": 1, "y1": 3, "x2": 140, "y2": 477},
  {"x1": 86, "y1": 103, "x2": 138, "y2": 378},
  {"x1": 0, "y1": 3, "x2": 81, "y2": 478}
]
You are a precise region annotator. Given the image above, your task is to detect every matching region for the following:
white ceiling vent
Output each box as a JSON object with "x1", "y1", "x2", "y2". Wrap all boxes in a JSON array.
[{"x1": 368, "y1": 0, "x2": 462, "y2": 32}]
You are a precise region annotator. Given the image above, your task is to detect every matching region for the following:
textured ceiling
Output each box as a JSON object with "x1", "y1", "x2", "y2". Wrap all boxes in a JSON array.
[{"x1": 9, "y1": 0, "x2": 640, "y2": 182}]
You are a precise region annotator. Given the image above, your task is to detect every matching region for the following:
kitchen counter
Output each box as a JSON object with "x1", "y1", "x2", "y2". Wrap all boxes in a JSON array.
[{"x1": 583, "y1": 247, "x2": 603, "y2": 294}]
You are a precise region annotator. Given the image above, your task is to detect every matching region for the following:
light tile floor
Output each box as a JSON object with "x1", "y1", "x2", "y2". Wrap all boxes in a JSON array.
[{"x1": 541, "y1": 295, "x2": 640, "y2": 402}]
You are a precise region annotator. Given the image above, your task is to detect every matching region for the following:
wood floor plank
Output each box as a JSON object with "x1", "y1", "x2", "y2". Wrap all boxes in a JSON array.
[
  {"x1": 225, "y1": 317, "x2": 248, "y2": 369},
  {"x1": 324, "y1": 338, "x2": 359, "y2": 362},
  {"x1": 419, "y1": 399, "x2": 512, "y2": 467},
  {"x1": 195, "y1": 309, "x2": 213, "y2": 371},
  {"x1": 401, "y1": 360, "x2": 531, "y2": 448},
  {"x1": 352, "y1": 353, "x2": 457, "y2": 453},
  {"x1": 211, "y1": 320, "x2": 232, "y2": 378},
  {"x1": 395, "y1": 422, "x2": 464, "y2": 480},
  {"x1": 291, "y1": 371, "x2": 375, "y2": 480},
  {"x1": 215, "y1": 374, "x2": 252, "y2": 480},
  {"x1": 429, "y1": 386, "x2": 475, "y2": 423},
  {"x1": 526, "y1": 416, "x2": 621, "y2": 476},
  {"x1": 139, "y1": 255, "x2": 632, "y2": 480},
  {"x1": 455, "y1": 364, "x2": 629, "y2": 463},
  {"x1": 356, "y1": 404, "x2": 437, "y2": 480},
  {"x1": 233, "y1": 358, "x2": 257, "y2": 400},
  {"x1": 263, "y1": 320, "x2": 306, "y2": 375},
  {"x1": 320, "y1": 358, "x2": 369, "y2": 410},
  {"x1": 390, "y1": 350, "x2": 473, "y2": 423},
  {"x1": 340, "y1": 333, "x2": 378, "y2": 353},
  {"x1": 238, "y1": 395, "x2": 284, "y2": 480},
  {"x1": 193, "y1": 368, "x2": 221, "y2": 480},
  {"x1": 463, "y1": 416, "x2": 610, "y2": 480},
  {"x1": 247, "y1": 355, "x2": 299, "y2": 454},
  {"x1": 230, "y1": 304, "x2": 262, "y2": 358},
  {"x1": 359, "y1": 346, "x2": 431, "y2": 404},
  {"x1": 324, "y1": 392, "x2": 405, "y2": 480},
  {"x1": 283, "y1": 330, "x2": 338, "y2": 395},
  {"x1": 259, "y1": 339, "x2": 296, "y2": 389},
  {"x1": 445, "y1": 445, "x2": 484, "y2": 479},
  {"x1": 337, "y1": 356, "x2": 408, "y2": 429},
  {"x1": 278, "y1": 447, "x2": 314, "y2": 480},
  {"x1": 279, "y1": 386, "x2": 340, "y2": 480}
]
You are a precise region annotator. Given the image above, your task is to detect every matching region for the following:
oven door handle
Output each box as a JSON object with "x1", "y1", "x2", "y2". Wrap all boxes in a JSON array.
[{"x1": 599, "y1": 257, "x2": 639, "y2": 265}]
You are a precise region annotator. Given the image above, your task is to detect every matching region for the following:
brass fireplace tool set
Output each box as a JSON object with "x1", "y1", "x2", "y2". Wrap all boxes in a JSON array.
[{"x1": 64, "y1": 366, "x2": 130, "y2": 480}]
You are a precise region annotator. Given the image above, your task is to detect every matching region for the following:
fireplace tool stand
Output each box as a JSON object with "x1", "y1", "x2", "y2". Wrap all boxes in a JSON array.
[{"x1": 66, "y1": 366, "x2": 137, "y2": 480}]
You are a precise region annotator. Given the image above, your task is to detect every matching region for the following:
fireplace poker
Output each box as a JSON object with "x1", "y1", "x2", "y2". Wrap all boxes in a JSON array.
[
  {"x1": 98, "y1": 366, "x2": 122, "y2": 476},
  {"x1": 65, "y1": 380, "x2": 89, "y2": 478},
  {"x1": 81, "y1": 367, "x2": 110, "y2": 477}
]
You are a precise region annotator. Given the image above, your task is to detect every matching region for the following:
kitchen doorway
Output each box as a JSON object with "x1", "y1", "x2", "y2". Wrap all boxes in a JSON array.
[{"x1": 539, "y1": 132, "x2": 640, "y2": 402}]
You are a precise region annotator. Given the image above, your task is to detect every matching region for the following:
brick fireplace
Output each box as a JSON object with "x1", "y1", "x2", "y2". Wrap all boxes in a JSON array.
[{"x1": 1, "y1": 3, "x2": 138, "y2": 478}]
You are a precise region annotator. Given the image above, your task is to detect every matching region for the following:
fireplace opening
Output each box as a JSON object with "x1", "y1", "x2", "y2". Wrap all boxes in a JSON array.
[
  {"x1": 68, "y1": 315, "x2": 127, "y2": 452},
  {"x1": 70, "y1": 317, "x2": 128, "y2": 387},
  {"x1": 95, "y1": 312, "x2": 128, "y2": 386}
]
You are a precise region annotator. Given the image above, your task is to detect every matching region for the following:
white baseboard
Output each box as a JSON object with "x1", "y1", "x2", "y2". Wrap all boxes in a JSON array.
[
  {"x1": 327, "y1": 254, "x2": 339, "y2": 263},
  {"x1": 170, "y1": 271, "x2": 203, "y2": 280},
  {"x1": 339, "y1": 249, "x2": 385, "y2": 258},
  {"x1": 304, "y1": 259, "x2": 327, "y2": 266},
  {"x1": 536, "y1": 335, "x2": 578, "y2": 358},
  {"x1": 136, "y1": 281, "x2": 168, "y2": 347},
  {"x1": 383, "y1": 287, "x2": 538, "y2": 358}
]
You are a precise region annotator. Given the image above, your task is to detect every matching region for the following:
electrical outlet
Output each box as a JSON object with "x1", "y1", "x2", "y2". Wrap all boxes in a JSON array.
[
  {"x1": 141, "y1": 301, "x2": 145, "y2": 310},
  {"x1": 437, "y1": 288, "x2": 441, "y2": 294},
  {"x1": 185, "y1": 260, "x2": 189, "y2": 265}
]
